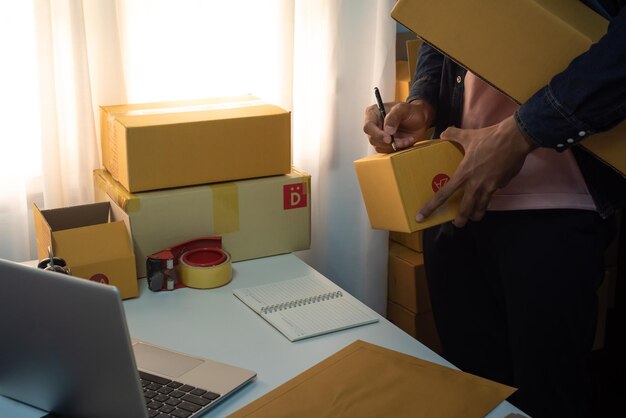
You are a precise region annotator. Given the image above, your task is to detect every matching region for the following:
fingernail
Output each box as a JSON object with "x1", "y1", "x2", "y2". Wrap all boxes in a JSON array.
[
  {"x1": 415, "y1": 213, "x2": 424, "y2": 222},
  {"x1": 384, "y1": 125, "x2": 394, "y2": 135}
]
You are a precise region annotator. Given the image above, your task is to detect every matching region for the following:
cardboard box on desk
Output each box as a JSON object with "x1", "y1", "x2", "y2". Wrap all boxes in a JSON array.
[
  {"x1": 93, "y1": 168, "x2": 311, "y2": 278},
  {"x1": 354, "y1": 140, "x2": 463, "y2": 233},
  {"x1": 391, "y1": 0, "x2": 626, "y2": 175},
  {"x1": 100, "y1": 95, "x2": 291, "y2": 193},
  {"x1": 33, "y1": 202, "x2": 139, "y2": 299}
]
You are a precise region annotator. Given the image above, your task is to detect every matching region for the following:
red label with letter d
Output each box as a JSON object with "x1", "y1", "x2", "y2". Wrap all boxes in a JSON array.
[{"x1": 284, "y1": 183, "x2": 307, "y2": 209}]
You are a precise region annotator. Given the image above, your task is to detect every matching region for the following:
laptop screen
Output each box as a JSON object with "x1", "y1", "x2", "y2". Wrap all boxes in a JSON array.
[
  {"x1": 0, "y1": 258, "x2": 149, "y2": 418},
  {"x1": 0, "y1": 258, "x2": 256, "y2": 418}
]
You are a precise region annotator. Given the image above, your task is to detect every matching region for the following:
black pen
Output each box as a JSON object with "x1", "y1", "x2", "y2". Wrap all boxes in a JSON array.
[{"x1": 374, "y1": 87, "x2": 396, "y2": 151}]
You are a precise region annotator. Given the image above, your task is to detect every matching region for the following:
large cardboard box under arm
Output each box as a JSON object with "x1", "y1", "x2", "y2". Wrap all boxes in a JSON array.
[
  {"x1": 100, "y1": 95, "x2": 292, "y2": 193},
  {"x1": 33, "y1": 202, "x2": 139, "y2": 299},
  {"x1": 94, "y1": 168, "x2": 311, "y2": 278},
  {"x1": 391, "y1": 0, "x2": 626, "y2": 176},
  {"x1": 355, "y1": 140, "x2": 463, "y2": 233}
]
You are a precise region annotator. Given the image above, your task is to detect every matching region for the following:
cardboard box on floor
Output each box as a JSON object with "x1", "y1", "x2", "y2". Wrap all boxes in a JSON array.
[
  {"x1": 388, "y1": 241, "x2": 430, "y2": 313},
  {"x1": 354, "y1": 140, "x2": 463, "y2": 233},
  {"x1": 390, "y1": 230, "x2": 423, "y2": 253},
  {"x1": 100, "y1": 95, "x2": 292, "y2": 193},
  {"x1": 387, "y1": 300, "x2": 441, "y2": 354},
  {"x1": 94, "y1": 168, "x2": 311, "y2": 278},
  {"x1": 33, "y1": 202, "x2": 138, "y2": 299},
  {"x1": 391, "y1": 0, "x2": 626, "y2": 176}
]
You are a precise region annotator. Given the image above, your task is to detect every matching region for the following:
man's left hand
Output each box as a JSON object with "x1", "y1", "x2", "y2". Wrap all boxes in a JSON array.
[{"x1": 416, "y1": 115, "x2": 538, "y2": 228}]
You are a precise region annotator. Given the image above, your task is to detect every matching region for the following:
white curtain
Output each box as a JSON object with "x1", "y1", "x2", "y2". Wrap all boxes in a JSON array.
[{"x1": 0, "y1": 0, "x2": 396, "y2": 314}]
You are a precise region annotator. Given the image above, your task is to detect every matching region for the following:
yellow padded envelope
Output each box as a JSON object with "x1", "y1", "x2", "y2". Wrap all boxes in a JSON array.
[{"x1": 229, "y1": 340, "x2": 516, "y2": 418}]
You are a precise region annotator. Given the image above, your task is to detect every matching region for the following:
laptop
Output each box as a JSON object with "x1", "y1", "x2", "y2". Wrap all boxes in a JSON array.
[{"x1": 0, "y1": 258, "x2": 256, "y2": 418}]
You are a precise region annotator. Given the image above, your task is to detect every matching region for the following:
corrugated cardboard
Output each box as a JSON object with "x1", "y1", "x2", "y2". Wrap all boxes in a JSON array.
[
  {"x1": 354, "y1": 140, "x2": 463, "y2": 232},
  {"x1": 391, "y1": 0, "x2": 626, "y2": 175},
  {"x1": 406, "y1": 38, "x2": 422, "y2": 85},
  {"x1": 100, "y1": 95, "x2": 292, "y2": 193},
  {"x1": 390, "y1": 230, "x2": 423, "y2": 253},
  {"x1": 33, "y1": 202, "x2": 138, "y2": 299},
  {"x1": 387, "y1": 300, "x2": 441, "y2": 354},
  {"x1": 93, "y1": 168, "x2": 311, "y2": 278},
  {"x1": 388, "y1": 241, "x2": 430, "y2": 313},
  {"x1": 395, "y1": 29, "x2": 418, "y2": 61},
  {"x1": 395, "y1": 60, "x2": 410, "y2": 102}
]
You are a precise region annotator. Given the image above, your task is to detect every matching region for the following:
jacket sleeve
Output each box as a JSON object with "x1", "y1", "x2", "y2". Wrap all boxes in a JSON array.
[
  {"x1": 515, "y1": 6, "x2": 626, "y2": 151},
  {"x1": 407, "y1": 42, "x2": 444, "y2": 109}
]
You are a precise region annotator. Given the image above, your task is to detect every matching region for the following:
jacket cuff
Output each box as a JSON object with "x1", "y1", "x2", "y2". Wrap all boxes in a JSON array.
[{"x1": 515, "y1": 86, "x2": 594, "y2": 152}]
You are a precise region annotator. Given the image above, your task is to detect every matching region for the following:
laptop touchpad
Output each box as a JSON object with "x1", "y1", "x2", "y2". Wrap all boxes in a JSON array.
[{"x1": 133, "y1": 342, "x2": 204, "y2": 378}]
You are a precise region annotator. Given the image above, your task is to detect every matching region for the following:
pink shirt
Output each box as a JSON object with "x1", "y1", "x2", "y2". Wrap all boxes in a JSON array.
[{"x1": 461, "y1": 72, "x2": 596, "y2": 211}]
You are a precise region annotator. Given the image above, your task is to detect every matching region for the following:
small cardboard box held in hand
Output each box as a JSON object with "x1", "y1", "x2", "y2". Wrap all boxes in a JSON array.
[
  {"x1": 33, "y1": 202, "x2": 138, "y2": 299},
  {"x1": 391, "y1": 0, "x2": 626, "y2": 175},
  {"x1": 100, "y1": 95, "x2": 291, "y2": 193},
  {"x1": 354, "y1": 140, "x2": 463, "y2": 233}
]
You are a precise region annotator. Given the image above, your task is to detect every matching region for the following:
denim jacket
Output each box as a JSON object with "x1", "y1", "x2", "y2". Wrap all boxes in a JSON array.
[{"x1": 408, "y1": 1, "x2": 626, "y2": 218}]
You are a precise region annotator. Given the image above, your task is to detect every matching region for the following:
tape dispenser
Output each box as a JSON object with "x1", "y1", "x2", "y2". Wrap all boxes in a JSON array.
[
  {"x1": 146, "y1": 237, "x2": 232, "y2": 292},
  {"x1": 37, "y1": 246, "x2": 71, "y2": 275}
]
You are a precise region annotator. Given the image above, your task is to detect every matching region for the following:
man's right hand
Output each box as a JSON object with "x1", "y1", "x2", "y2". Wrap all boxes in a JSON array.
[{"x1": 363, "y1": 99, "x2": 435, "y2": 153}]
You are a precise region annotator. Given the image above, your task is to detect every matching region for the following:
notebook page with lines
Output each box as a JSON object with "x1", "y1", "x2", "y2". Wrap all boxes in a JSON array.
[{"x1": 233, "y1": 272, "x2": 379, "y2": 341}]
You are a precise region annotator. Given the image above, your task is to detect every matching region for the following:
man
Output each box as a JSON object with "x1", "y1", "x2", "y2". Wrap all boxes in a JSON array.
[{"x1": 363, "y1": 3, "x2": 625, "y2": 417}]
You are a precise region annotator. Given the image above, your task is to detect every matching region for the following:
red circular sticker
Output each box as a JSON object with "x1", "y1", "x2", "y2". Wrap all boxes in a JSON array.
[
  {"x1": 90, "y1": 273, "x2": 110, "y2": 284},
  {"x1": 432, "y1": 173, "x2": 450, "y2": 192}
]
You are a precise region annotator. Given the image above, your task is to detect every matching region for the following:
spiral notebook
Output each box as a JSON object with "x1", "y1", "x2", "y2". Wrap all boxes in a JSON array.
[{"x1": 233, "y1": 273, "x2": 379, "y2": 341}]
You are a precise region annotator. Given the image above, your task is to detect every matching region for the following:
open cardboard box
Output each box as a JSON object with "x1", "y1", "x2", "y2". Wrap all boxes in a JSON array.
[
  {"x1": 33, "y1": 202, "x2": 138, "y2": 299},
  {"x1": 391, "y1": 0, "x2": 626, "y2": 175}
]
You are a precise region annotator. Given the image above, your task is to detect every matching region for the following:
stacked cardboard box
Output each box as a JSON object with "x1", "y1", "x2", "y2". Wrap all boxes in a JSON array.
[
  {"x1": 395, "y1": 60, "x2": 410, "y2": 103},
  {"x1": 93, "y1": 95, "x2": 311, "y2": 280},
  {"x1": 94, "y1": 168, "x2": 311, "y2": 278},
  {"x1": 100, "y1": 95, "x2": 292, "y2": 193},
  {"x1": 386, "y1": 240, "x2": 441, "y2": 353},
  {"x1": 395, "y1": 38, "x2": 423, "y2": 103},
  {"x1": 35, "y1": 95, "x2": 308, "y2": 297}
]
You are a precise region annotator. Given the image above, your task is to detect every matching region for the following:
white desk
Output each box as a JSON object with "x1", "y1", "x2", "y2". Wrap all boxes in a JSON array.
[{"x1": 1, "y1": 254, "x2": 526, "y2": 417}]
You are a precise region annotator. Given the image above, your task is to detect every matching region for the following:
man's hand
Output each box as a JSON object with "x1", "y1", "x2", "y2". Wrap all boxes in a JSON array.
[
  {"x1": 363, "y1": 100, "x2": 435, "y2": 153},
  {"x1": 417, "y1": 115, "x2": 538, "y2": 227}
]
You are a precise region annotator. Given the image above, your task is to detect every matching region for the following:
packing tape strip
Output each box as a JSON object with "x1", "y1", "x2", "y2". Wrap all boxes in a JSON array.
[{"x1": 178, "y1": 247, "x2": 232, "y2": 289}]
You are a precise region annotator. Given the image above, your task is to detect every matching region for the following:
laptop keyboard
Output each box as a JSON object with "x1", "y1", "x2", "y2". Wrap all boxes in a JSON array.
[{"x1": 140, "y1": 371, "x2": 221, "y2": 418}]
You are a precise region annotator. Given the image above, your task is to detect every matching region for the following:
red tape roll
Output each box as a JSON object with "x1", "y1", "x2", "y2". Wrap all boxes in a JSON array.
[{"x1": 147, "y1": 237, "x2": 232, "y2": 290}]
